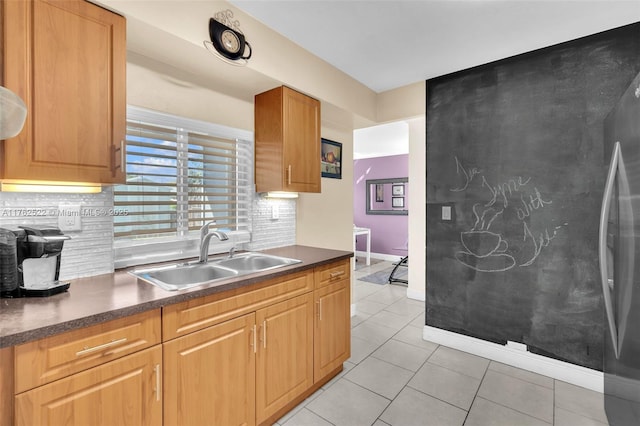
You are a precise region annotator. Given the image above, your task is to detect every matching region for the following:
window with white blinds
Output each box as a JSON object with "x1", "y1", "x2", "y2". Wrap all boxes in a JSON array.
[{"x1": 114, "y1": 107, "x2": 252, "y2": 241}]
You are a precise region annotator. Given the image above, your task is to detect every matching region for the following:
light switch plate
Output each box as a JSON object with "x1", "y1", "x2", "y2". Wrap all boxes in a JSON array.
[
  {"x1": 442, "y1": 205, "x2": 452, "y2": 221},
  {"x1": 58, "y1": 204, "x2": 82, "y2": 231}
]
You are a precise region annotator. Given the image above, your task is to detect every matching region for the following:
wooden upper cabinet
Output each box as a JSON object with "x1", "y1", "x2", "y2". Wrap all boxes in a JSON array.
[
  {"x1": 255, "y1": 86, "x2": 321, "y2": 193},
  {"x1": 2, "y1": 0, "x2": 126, "y2": 183}
]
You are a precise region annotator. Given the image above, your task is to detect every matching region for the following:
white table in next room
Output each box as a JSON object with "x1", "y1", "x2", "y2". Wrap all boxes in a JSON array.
[{"x1": 353, "y1": 226, "x2": 371, "y2": 270}]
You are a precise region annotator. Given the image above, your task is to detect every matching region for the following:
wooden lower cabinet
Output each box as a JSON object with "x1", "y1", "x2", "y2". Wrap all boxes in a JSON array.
[
  {"x1": 314, "y1": 279, "x2": 351, "y2": 381},
  {"x1": 163, "y1": 313, "x2": 256, "y2": 426},
  {"x1": 14, "y1": 346, "x2": 162, "y2": 426},
  {"x1": 15, "y1": 309, "x2": 161, "y2": 394},
  {"x1": 256, "y1": 293, "x2": 314, "y2": 424},
  {"x1": 163, "y1": 292, "x2": 315, "y2": 426},
  {"x1": 7, "y1": 260, "x2": 350, "y2": 426}
]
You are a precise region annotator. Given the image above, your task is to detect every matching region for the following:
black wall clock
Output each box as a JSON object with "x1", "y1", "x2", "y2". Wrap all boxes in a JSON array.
[{"x1": 208, "y1": 18, "x2": 252, "y2": 61}]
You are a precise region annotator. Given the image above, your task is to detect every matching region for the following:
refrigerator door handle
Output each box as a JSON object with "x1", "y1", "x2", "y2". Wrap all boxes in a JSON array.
[{"x1": 599, "y1": 141, "x2": 620, "y2": 359}]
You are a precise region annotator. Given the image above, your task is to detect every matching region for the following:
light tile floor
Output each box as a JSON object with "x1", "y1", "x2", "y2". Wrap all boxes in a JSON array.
[{"x1": 275, "y1": 260, "x2": 610, "y2": 426}]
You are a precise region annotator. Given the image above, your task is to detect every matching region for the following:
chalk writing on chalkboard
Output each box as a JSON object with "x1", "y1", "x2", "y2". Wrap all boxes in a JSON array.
[
  {"x1": 450, "y1": 156, "x2": 567, "y2": 272},
  {"x1": 450, "y1": 156, "x2": 482, "y2": 192}
]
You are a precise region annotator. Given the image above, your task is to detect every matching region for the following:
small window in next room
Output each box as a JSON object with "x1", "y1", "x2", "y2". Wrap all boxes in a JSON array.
[{"x1": 113, "y1": 106, "x2": 253, "y2": 268}]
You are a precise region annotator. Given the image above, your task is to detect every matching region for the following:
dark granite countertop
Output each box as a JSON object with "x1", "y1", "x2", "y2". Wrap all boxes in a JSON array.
[{"x1": 0, "y1": 245, "x2": 353, "y2": 348}]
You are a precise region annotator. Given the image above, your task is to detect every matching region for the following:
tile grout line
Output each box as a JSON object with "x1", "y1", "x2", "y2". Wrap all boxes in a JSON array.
[
  {"x1": 552, "y1": 378, "x2": 556, "y2": 426},
  {"x1": 370, "y1": 323, "x2": 443, "y2": 424},
  {"x1": 459, "y1": 355, "x2": 490, "y2": 426},
  {"x1": 484, "y1": 369, "x2": 555, "y2": 422},
  {"x1": 327, "y1": 262, "x2": 607, "y2": 426}
]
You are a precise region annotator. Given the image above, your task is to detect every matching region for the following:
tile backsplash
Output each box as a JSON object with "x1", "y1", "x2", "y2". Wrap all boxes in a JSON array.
[
  {"x1": 0, "y1": 188, "x2": 115, "y2": 280},
  {"x1": 0, "y1": 188, "x2": 296, "y2": 280},
  {"x1": 248, "y1": 196, "x2": 296, "y2": 251}
]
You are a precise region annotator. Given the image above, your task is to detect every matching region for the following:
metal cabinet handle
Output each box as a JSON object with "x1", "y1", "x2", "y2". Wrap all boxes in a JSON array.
[
  {"x1": 262, "y1": 320, "x2": 267, "y2": 349},
  {"x1": 75, "y1": 337, "x2": 128, "y2": 357},
  {"x1": 599, "y1": 141, "x2": 620, "y2": 359},
  {"x1": 319, "y1": 299, "x2": 323, "y2": 321},
  {"x1": 112, "y1": 140, "x2": 125, "y2": 176},
  {"x1": 330, "y1": 270, "x2": 345, "y2": 279},
  {"x1": 154, "y1": 364, "x2": 161, "y2": 402},
  {"x1": 120, "y1": 140, "x2": 125, "y2": 170},
  {"x1": 287, "y1": 165, "x2": 292, "y2": 186},
  {"x1": 250, "y1": 324, "x2": 257, "y2": 353}
]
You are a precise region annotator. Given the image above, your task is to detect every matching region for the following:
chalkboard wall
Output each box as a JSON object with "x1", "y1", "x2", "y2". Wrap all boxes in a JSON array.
[{"x1": 426, "y1": 22, "x2": 640, "y2": 370}]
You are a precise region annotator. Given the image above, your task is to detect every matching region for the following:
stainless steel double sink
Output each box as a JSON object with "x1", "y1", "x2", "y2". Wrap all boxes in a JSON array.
[{"x1": 130, "y1": 252, "x2": 301, "y2": 291}]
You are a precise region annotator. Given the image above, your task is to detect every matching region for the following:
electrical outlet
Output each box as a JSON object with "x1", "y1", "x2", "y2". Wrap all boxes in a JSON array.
[
  {"x1": 271, "y1": 204, "x2": 279, "y2": 220},
  {"x1": 58, "y1": 204, "x2": 82, "y2": 231}
]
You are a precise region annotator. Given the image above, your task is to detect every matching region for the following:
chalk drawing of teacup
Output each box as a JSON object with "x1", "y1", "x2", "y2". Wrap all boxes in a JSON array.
[
  {"x1": 460, "y1": 230, "x2": 508, "y2": 258},
  {"x1": 455, "y1": 251, "x2": 516, "y2": 273}
]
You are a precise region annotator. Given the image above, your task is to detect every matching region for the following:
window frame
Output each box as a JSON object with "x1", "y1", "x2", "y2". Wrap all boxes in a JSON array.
[{"x1": 113, "y1": 106, "x2": 253, "y2": 269}]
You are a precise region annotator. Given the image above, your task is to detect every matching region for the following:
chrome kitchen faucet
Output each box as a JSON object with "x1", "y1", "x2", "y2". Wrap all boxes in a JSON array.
[{"x1": 198, "y1": 221, "x2": 229, "y2": 263}]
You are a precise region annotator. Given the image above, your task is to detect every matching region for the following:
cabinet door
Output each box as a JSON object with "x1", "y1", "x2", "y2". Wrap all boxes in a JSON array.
[
  {"x1": 282, "y1": 87, "x2": 321, "y2": 192},
  {"x1": 314, "y1": 279, "x2": 351, "y2": 381},
  {"x1": 163, "y1": 313, "x2": 256, "y2": 426},
  {"x1": 256, "y1": 293, "x2": 314, "y2": 423},
  {"x1": 3, "y1": 0, "x2": 126, "y2": 183},
  {"x1": 15, "y1": 346, "x2": 162, "y2": 426}
]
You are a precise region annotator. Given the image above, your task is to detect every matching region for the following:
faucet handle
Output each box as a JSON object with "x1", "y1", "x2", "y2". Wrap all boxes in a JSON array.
[{"x1": 200, "y1": 220, "x2": 217, "y2": 238}]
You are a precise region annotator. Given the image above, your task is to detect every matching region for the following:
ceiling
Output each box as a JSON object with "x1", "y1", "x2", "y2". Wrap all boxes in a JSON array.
[
  {"x1": 101, "y1": 0, "x2": 639, "y2": 158},
  {"x1": 353, "y1": 121, "x2": 409, "y2": 159},
  {"x1": 229, "y1": 0, "x2": 640, "y2": 94},
  {"x1": 229, "y1": 0, "x2": 639, "y2": 157}
]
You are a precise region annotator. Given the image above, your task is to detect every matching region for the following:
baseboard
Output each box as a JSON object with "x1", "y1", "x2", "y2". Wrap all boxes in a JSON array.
[
  {"x1": 406, "y1": 288, "x2": 425, "y2": 301},
  {"x1": 355, "y1": 251, "x2": 404, "y2": 263},
  {"x1": 423, "y1": 326, "x2": 604, "y2": 393}
]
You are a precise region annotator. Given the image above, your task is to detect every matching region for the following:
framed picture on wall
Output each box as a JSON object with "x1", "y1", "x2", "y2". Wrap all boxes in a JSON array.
[
  {"x1": 321, "y1": 138, "x2": 342, "y2": 179},
  {"x1": 375, "y1": 184, "x2": 384, "y2": 202},
  {"x1": 392, "y1": 197, "x2": 404, "y2": 208},
  {"x1": 392, "y1": 184, "x2": 404, "y2": 196},
  {"x1": 365, "y1": 178, "x2": 408, "y2": 215}
]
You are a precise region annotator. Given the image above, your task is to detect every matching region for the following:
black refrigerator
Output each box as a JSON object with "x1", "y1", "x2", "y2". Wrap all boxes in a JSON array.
[{"x1": 601, "y1": 71, "x2": 640, "y2": 426}]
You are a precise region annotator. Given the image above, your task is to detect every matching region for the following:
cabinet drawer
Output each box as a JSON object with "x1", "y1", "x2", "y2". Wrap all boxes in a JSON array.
[
  {"x1": 15, "y1": 346, "x2": 162, "y2": 426},
  {"x1": 314, "y1": 259, "x2": 350, "y2": 289},
  {"x1": 163, "y1": 270, "x2": 313, "y2": 340},
  {"x1": 15, "y1": 309, "x2": 161, "y2": 393}
]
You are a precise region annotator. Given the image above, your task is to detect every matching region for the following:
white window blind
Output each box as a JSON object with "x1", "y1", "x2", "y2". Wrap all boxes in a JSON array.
[{"x1": 114, "y1": 107, "x2": 252, "y2": 241}]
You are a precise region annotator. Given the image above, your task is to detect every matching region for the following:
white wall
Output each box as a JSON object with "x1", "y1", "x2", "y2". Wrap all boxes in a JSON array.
[
  {"x1": 377, "y1": 81, "x2": 426, "y2": 123},
  {"x1": 127, "y1": 55, "x2": 254, "y2": 131},
  {"x1": 407, "y1": 117, "x2": 426, "y2": 301},
  {"x1": 297, "y1": 126, "x2": 354, "y2": 253}
]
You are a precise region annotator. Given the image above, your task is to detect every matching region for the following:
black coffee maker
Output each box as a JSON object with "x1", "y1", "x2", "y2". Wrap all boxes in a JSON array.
[{"x1": 0, "y1": 226, "x2": 70, "y2": 298}]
